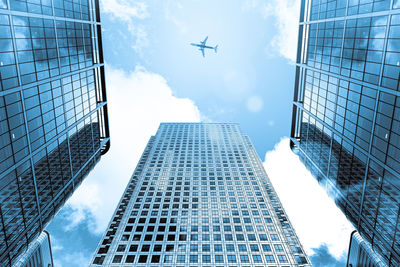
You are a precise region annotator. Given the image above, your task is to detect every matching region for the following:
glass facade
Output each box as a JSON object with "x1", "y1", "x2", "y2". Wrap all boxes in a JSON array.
[
  {"x1": 291, "y1": 0, "x2": 400, "y2": 265},
  {"x1": 347, "y1": 231, "x2": 387, "y2": 267},
  {"x1": 91, "y1": 123, "x2": 309, "y2": 266},
  {"x1": 13, "y1": 231, "x2": 54, "y2": 267},
  {"x1": 0, "y1": 0, "x2": 110, "y2": 264}
]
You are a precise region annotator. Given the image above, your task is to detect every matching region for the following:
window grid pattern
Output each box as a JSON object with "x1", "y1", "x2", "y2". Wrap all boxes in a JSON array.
[
  {"x1": 0, "y1": 0, "x2": 110, "y2": 265},
  {"x1": 292, "y1": 0, "x2": 400, "y2": 265},
  {"x1": 92, "y1": 123, "x2": 310, "y2": 266}
]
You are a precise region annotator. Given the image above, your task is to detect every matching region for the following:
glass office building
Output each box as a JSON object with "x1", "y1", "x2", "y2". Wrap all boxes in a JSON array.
[
  {"x1": 0, "y1": 0, "x2": 110, "y2": 264},
  {"x1": 91, "y1": 123, "x2": 310, "y2": 266},
  {"x1": 290, "y1": 0, "x2": 400, "y2": 265}
]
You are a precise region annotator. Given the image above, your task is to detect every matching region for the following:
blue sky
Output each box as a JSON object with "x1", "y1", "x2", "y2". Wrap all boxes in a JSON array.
[{"x1": 46, "y1": 0, "x2": 354, "y2": 266}]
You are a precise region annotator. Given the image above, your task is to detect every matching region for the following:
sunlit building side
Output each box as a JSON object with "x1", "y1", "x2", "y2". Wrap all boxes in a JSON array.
[{"x1": 91, "y1": 123, "x2": 310, "y2": 266}]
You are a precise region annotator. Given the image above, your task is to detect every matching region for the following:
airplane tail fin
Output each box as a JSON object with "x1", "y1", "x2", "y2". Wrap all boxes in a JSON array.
[{"x1": 214, "y1": 45, "x2": 218, "y2": 53}]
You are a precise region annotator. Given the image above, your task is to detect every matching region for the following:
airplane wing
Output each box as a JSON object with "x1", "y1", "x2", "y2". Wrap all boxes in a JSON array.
[
  {"x1": 200, "y1": 47, "x2": 205, "y2": 57},
  {"x1": 201, "y1": 36, "x2": 208, "y2": 45}
]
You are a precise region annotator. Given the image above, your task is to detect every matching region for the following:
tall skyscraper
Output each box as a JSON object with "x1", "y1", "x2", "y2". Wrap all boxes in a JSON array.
[
  {"x1": 91, "y1": 123, "x2": 309, "y2": 266},
  {"x1": 290, "y1": 0, "x2": 400, "y2": 265},
  {"x1": 0, "y1": 0, "x2": 110, "y2": 264}
]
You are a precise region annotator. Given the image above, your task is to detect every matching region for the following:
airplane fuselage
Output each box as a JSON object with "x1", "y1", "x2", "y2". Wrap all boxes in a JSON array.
[{"x1": 190, "y1": 43, "x2": 214, "y2": 50}]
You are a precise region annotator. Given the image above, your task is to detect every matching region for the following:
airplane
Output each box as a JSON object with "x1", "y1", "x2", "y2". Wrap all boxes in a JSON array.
[{"x1": 190, "y1": 36, "x2": 218, "y2": 57}]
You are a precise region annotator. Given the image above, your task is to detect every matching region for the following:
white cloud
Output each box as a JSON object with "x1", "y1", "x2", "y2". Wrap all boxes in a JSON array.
[
  {"x1": 101, "y1": 0, "x2": 148, "y2": 23},
  {"x1": 263, "y1": 138, "x2": 354, "y2": 260},
  {"x1": 263, "y1": 0, "x2": 300, "y2": 63},
  {"x1": 244, "y1": 0, "x2": 300, "y2": 63},
  {"x1": 246, "y1": 96, "x2": 263, "y2": 112},
  {"x1": 101, "y1": 0, "x2": 149, "y2": 50},
  {"x1": 131, "y1": 25, "x2": 150, "y2": 55},
  {"x1": 63, "y1": 65, "x2": 201, "y2": 234},
  {"x1": 49, "y1": 236, "x2": 64, "y2": 252},
  {"x1": 165, "y1": 1, "x2": 188, "y2": 34}
]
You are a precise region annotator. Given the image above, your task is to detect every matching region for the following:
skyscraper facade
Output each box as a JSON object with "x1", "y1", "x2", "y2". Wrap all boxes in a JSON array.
[
  {"x1": 91, "y1": 123, "x2": 309, "y2": 266},
  {"x1": 0, "y1": 0, "x2": 110, "y2": 264},
  {"x1": 290, "y1": 0, "x2": 400, "y2": 265}
]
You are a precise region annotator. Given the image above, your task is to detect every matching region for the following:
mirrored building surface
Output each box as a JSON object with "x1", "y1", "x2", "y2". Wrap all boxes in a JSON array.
[
  {"x1": 13, "y1": 230, "x2": 54, "y2": 267},
  {"x1": 91, "y1": 123, "x2": 310, "y2": 266},
  {"x1": 347, "y1": 231, "x2": 387, "y2": 267},
  {"x1": 0, "y1": 0, "x2": 110, "y2": 264},
  {"x1": 291, "y1": 0, "x2": 400, "y2": 265}
]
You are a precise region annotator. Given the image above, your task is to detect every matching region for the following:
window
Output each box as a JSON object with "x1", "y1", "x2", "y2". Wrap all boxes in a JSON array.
[
  {"x1": 125, "y1": 255, "x2": 135, "y2": 263},
  {"x1": 248, "y1": 234, "x2": 256, "y2": 241},
  {"x1": 203, "y1": 244, "x2": 210, "y2": 252},
  {"x1": 116, "y1": 245, "x2": 126, "y2": 252},
  {"x1": 265, "y1": 255, "x2": 275, "y2": 263},
  {"x1": 240, "y1": 255, "x2": 249, "y2": 263},
  {"x1": 215, "y1": 255, "x2": 224, "y2": 263},
  {"x1": 262, "y1": 244, "x2": 271, "y2": 252},
  {"x1": 226, "y1": 244, "x2": 235, "y2": 251},
  {"x1": 250, "y1": 244, "x2": 259, "y2": 251},
  {"x1": 227, "y1": 255, "x2": 236, "y2": 263},
  {"x1": 203, "y1": 255, "x2": 211, "y2": 263},
  {"x1": 236, "y1": 234, "x2": 244, "y2": 240},
  {"x1": 112, "y1": 255, "x2": 122, "y2": 263},
  {"x1": 274, "y1": 244, "x2": 284, "y2": 252},
  {"x1": 270, "y1": 234, "x2": 279, "y2": 241},
  {"x1": 164, "y1": 255, "x2": 172, "y2": 263},
  {"x1": 151, "y1": 255, "x2": 160, "y2": 263},
  {"x1": 225, "y1": 234, "x2": 233, "y2": 240},
  {"x1": 214, "y1": 244, "x2": 223, "y2": 251},
  {"x1": 177, "y1": 255, "x2": 185, "y2": 263},
  {"x1": 238, "y1": 244, "x2": 247, "y2": 251},
  {"x1": 138, "y1": 255, "x2": 148, "y2": 263},
  {"x1": 278, "y1": 255, "x2": 288, "y2": 263},
  {"x1": 190, "y1": 255, "x2": 198, "y2": 263},
  {"x1": 253, "y1": 255, "x2": 262, "y2": 263}
]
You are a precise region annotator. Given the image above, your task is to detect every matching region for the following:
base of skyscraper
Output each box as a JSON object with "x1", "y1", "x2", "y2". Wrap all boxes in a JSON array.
[{"x1": 12, "y1": 231, "x2": 54, "y2": 267}]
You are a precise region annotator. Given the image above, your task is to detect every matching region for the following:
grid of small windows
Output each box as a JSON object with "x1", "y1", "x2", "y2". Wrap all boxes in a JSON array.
[
  {"x1": 6, "y1": 0, "x2": 90, "y2": 20},
  {"x1": 306, "y1": 16, "x2": 389, "y2": 85},
  {"x1": 92, "y1": 123, "x2": 310, "y2": 266},
  {"x1": 0, "y1": 14, "x2": 94, "y2": 92},
  {"x1": 0, "y1": 123, "x2": 101, "y2": 264},
  {"x1": 0, "y1": 0, "x2": 109, "y2": 265},
  {"x1": 292, "y1": 0, "x2": 400, "y2": 265},
  {"x1": 309, "y1": 0, "x2": 391, "y2": 21}
]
